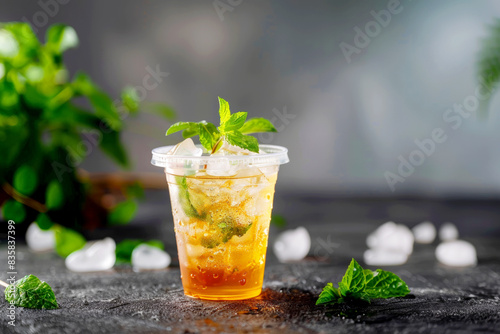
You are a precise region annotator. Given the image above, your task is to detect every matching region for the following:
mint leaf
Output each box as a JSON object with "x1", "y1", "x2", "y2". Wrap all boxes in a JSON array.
[
  {"x1": 225, "y1": 132, "x2": 259, "y2": 153},
  {"x1": 13, "y1": 164, "x2": 38, "y2": 196},
  {"x1": 121, "y1": 86, "x2": 140, "y2": 113},
  {"x1": 198, "y1": 122, "x2": 220, "y2": 152},
  {"x1": 125, "y1": 182, "x2": 145, "y2": 200},
  {"x1": 339, "y1": 258, "x2": 365, "y2": 296},
  {"x1": 221, "y1": 112, "x2": 247, "y2": 132},
  {"x1": 2, "y1": 200, "x2": 26, "y2": 223},
  {"x1": 182, "y1": 127, "x2": 200, "y2": 139},
  {"x1": 200, "y1": 217, "x2": 252, "y2": 248},
  {"x1": 99, "y1": 130, "x2": 130, "y2": 168},
  {"x1": 45, "y1": 24, "x2": 78, "y2": 54},
  {"x1": 108, "y1": 199, "x2": 138, "y2": 225},
  {"x1": 5, "y1": 275, "x2": 58, "y2": 309},
  {"x1": 477, "y1": 19, "x2": 500, "y2": 115},
  {"x1": 218, "y1": 96, "x2": 231, "y2": 125},
  {"x1": 270, "y1": 214, "x2": 287, "y2": 228},
  {"x1": 144, "y1": 103, "x2": 176, "y2": 120},
  {"x1": 46, "y1": 180, "x2": 64, "y2": 209},
  {"x1": 316, "y1": 258, "x2": 410, "y2": 306},
  {"x1": 316, "y1": 283, "x2": 343, "y2": 305},
  {"x1": 35, "y1": 213, "x2": 54, "y2": 230},
  {"x1": 363, "y1": 269, "x2": 410, "y2": 299},
  {"x1": 54, "y1": 226, "x2": 86, "y2": 258},
  {"x1": 239, "y1": 118, "x2": 278, "y2": 134},
  {"x1": 166, "y1": 121, "x2": 198, "y2": 136}
]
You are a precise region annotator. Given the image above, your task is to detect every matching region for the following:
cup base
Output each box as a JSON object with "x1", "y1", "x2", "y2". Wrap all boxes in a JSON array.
[{"x1": 183, "y1": 287, "x2": 262, "y2": 301}]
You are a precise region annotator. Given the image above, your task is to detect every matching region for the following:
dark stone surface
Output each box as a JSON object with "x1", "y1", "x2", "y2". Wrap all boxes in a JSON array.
[{"x1": 1, "y1": 220, "x2": 500, "y2": 334}]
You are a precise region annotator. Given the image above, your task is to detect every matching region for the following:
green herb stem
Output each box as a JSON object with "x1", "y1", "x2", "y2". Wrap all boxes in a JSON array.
[{"x1": 2, "y1": 182, "x2": 48, "y2": 213}]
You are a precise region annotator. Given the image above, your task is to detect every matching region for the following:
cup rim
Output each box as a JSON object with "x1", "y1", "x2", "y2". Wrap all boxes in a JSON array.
[{"x1": 151, "y1": 144, "x2": 289, "y2": 170}]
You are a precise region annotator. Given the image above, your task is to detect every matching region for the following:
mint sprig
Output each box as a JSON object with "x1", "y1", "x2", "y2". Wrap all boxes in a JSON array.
[
  {"x1": 316, "y1": 259, "x2": 410, "y2": 305},
  {"x1": 166, "y1": 97, "x2": 277, "y2": 153},
  {"x1": 4, "y1": 275, "x2": 58, "y2": 310}
]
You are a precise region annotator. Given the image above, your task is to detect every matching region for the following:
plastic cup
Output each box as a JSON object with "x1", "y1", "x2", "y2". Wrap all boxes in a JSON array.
[{"x1": 152, "y1": 144, "x2": 288, "y2": 300}]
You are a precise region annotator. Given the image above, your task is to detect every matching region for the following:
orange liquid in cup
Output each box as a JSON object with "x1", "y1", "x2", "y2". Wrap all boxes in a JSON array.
[{"x1": 167, "y1": 167, "x2": 278, "y2": 300}]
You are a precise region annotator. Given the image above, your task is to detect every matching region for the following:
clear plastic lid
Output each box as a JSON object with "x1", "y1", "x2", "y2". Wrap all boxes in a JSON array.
[{"x1": 151, "y1": 144, "x2": 289, "y2": 172}]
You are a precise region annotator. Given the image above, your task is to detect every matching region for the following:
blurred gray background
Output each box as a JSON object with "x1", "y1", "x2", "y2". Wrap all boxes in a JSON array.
[{"x1": 3, "y1": 0, "x2": 500, "y2": 197}]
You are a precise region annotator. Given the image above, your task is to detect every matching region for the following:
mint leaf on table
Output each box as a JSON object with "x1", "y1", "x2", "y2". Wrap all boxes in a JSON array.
[
  {"x1": 316, "y1": 283, "x2": 343, "y2": 305},
  {"x1": 362, "y1": 269, "x2": 410, "y2": 300},
  {"x1": 165, "y1": 97, "x2": 277, "y2": 153},
  {"x1": 5, "y1": 275, "x2": 58, "y2": 310},
  {"x1": 339, "y1": 257, "x2": 366, "y2": 296},
  {"x1": 316, "y1": 259, "x2": 410, "y2": 305}
]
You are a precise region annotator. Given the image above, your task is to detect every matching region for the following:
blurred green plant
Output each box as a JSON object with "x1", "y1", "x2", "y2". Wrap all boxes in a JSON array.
[
  {"x1": 478, "y1": 18, "x2": 500, "y2": 114},
  {"x1": 115, "y1": 239, "x2": 164, "y2": 264},
  {"x1": 0, "y1": 22, "x2": 174, "y2": 247},
  {"x1": 270, "y1": 214, "x2": 287, "y2": 228}
]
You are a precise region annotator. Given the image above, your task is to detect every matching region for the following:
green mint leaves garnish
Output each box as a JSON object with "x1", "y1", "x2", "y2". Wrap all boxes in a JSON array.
[
  {"x1": 316, "y1": 259, "x2": 410, "y2": 305},
  {"x1": 166, "y1": 97, "x2": 277, "y2": 153},
  {"x1": 5, "y1": 275, "x2": 59, "y2": 310}
]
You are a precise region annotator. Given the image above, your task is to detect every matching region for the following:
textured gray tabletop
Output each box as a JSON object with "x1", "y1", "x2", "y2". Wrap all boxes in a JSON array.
[{"x1": 1, "y1": 219, "x2": 500, "y2": 334}]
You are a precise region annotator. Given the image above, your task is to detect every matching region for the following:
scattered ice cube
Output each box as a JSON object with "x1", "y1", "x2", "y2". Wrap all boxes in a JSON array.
[
  {"x1": 132, "y1": 244, "x2": 171, "y2": 270},
  {"x1": 366, "y1": 221, "x2": 396, "y2": 248},
  {"x1": 439, "y1": 222, "x2": 459, "y2": 241},
  {"x1": 26, "y1": 223, "x2": 55, "y2": 252},
  {"x1": 212, "y1": 140, "x2": 257, "y2": 156},
  {"x1": 206, "y1": 158, "x2": 238, "y2": 177},
  {"x1": 65, "y1": 238, "x2": 116, "y2": 272},
  {"x1": 167, "y1": 138, "x2": 203, "y2": 156},
  {"x1": 273, "y1": 227, "x2": 311, "y2": 262},
  {"x1": 412, "y1": 221, "x2": 436, "y2": 244},
  {"x1": 435, "y1": 240, "x2": 477, "y2": 267},
  {"x1": 363, "y1": 249, "x2": 408, "y2": 266},
  {"x1": 366, "y1": 221, "x2": 414, "y2": 255}
]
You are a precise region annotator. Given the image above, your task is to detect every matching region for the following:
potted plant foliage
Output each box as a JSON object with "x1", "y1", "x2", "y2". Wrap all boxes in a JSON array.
[{"x1": 0, "y1": 22, "x2": 174, "y2": 256}]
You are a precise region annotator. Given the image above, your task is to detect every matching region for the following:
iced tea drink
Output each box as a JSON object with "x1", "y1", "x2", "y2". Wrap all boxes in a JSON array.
[{"x1": 152, "y1": 144, "x2": 288, "y2": 300}]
